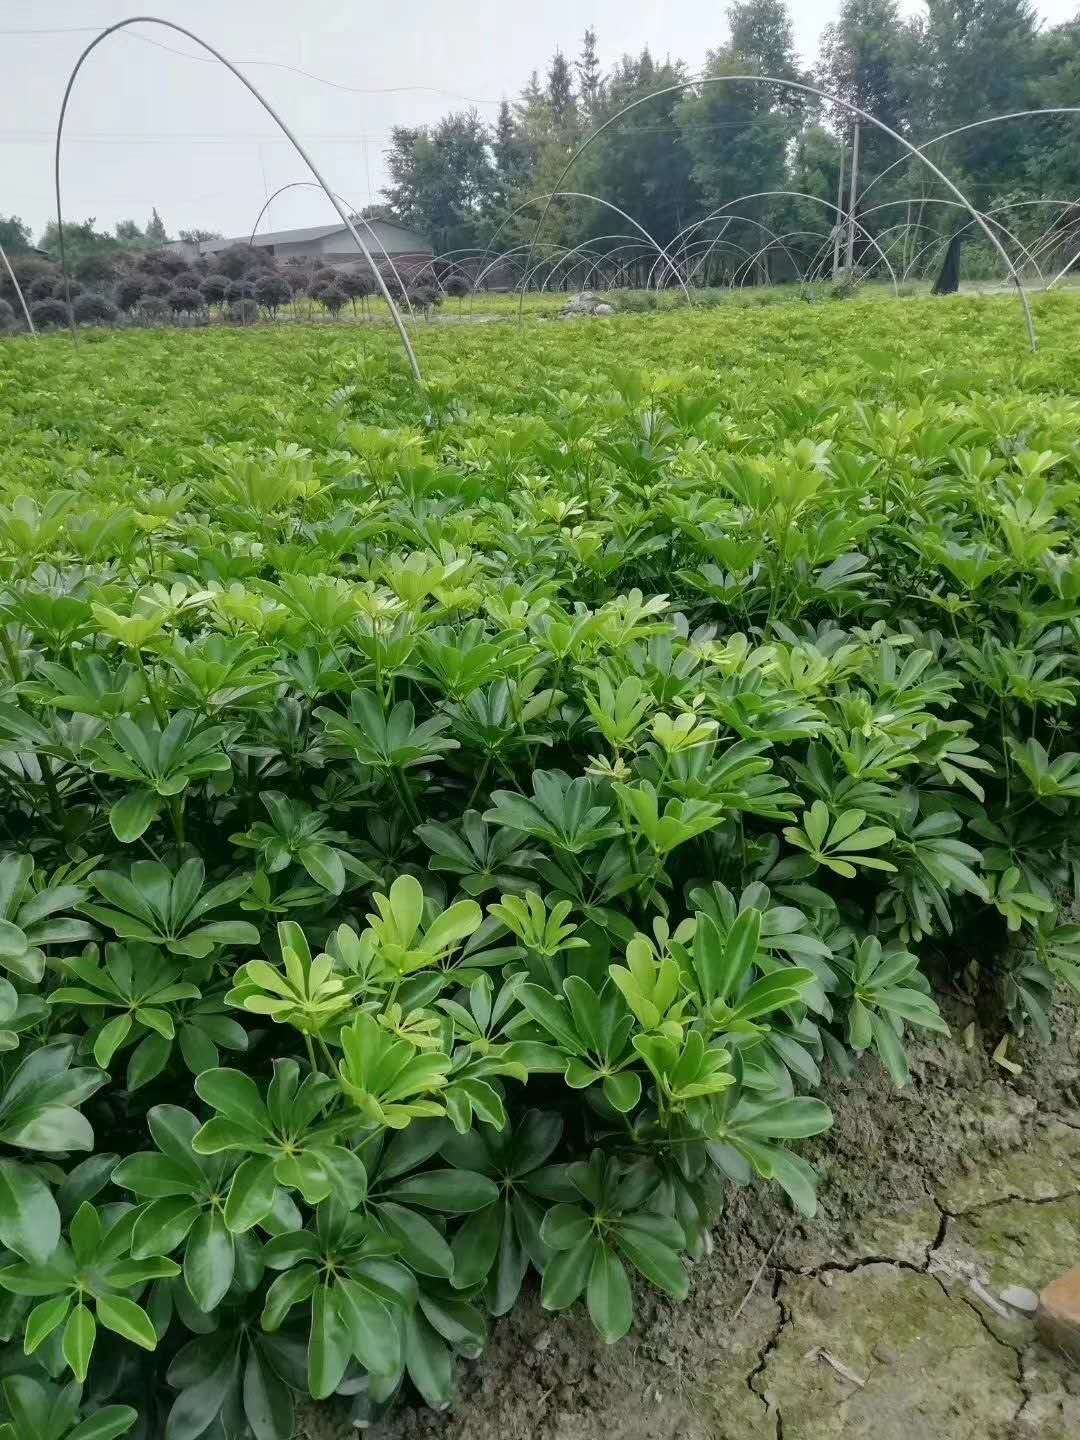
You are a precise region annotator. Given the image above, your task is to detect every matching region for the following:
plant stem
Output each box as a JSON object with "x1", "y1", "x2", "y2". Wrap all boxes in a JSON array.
[{"x1": 304, "y1": 1033, "x2": 319, "y2": 1074}]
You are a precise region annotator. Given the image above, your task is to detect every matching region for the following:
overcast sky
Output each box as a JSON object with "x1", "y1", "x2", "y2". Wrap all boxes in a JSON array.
[{"x1": 3, "y1": 1, "x2": 1077, "y2": 243}]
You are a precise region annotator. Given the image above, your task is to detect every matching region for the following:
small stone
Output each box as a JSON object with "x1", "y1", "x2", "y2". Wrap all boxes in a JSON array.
[
  {"x1": 532, "y1": 1329, "x2": 552, "y2": 1353},
  {"x1": 1000, "y1": 1285, "x2": 1039, "y2": 1314},
  {"x1": 1036, "y1": 1265, "x2": 1080, "y2": 1363},
  {"x1": 873, "y1": 1344, "x2": 900, "y2": 1365}
]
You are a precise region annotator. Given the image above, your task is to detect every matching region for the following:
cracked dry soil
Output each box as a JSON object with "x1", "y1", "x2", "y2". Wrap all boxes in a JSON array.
[{"x1": 300, "y1": 999, "x2": 1080, "y2": 1440}]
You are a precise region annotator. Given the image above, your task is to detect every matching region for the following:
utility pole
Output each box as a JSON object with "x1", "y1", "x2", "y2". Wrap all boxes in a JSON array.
[
  {"x1": 845, "y1": 119, "x2": 861, "y2": 273},
  {"x1": 832, "y1": 133, "x2": 847, "y2": 279}
]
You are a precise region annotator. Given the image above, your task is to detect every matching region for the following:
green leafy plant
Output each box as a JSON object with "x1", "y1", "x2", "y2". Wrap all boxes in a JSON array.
[
  {"x1": 0, "y1": 1200, "x2": 178, "y2": 1380},
  {"x1": 0, "y1": 292, "x2": 1078, "y2": 1432}
]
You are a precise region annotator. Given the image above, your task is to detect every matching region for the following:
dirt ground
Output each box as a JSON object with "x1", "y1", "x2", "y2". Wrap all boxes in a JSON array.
[{"x1": 298, "y1": 996, "x2": 1080, "y2": 1440}]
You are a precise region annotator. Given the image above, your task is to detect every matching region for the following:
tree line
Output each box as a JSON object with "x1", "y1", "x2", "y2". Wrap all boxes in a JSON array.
[
  {"x1": 374, "y1": 0, "x2": 1080, "y2": 282},
  {"x1": 2, "y1": 1, "x2": 1078, "y2": 295}
]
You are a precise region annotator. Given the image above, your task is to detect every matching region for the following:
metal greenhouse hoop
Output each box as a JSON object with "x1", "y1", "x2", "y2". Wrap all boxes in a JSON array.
[
  {"x1": 859, "y1": 109, "x2": 1080, "y2": 208},
  {"x1": 53, "y1": 16, "x2": 423, "y2": 382},
  {"x1": 244, "y1": 180, "x2": 418, "y2": 323},
  {"x1": 0, "y1": 242, "x2": 35, "y2": 338},
  {"x1": 521, "y1": 75, "x2": 1038, "y2": 349},
  {"x1": 678, "y1": 192, "x2": 899, "y2": 295}
]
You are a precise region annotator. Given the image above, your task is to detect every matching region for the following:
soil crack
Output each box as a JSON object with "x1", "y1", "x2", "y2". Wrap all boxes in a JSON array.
[
  {"x1": 745, "y1": 1272, "x2": 790, "y2": 1434},
  {"x1": 776, "y1": 1255, "x2": 927, "y2": 1281},
  {"x1": 936, "y1": 1188, "x2": 1078, "y2": 1219}
]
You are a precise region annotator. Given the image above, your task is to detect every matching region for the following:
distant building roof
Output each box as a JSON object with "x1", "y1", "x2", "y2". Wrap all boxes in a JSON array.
[{"x1": 167, "y1": 219, "x2": 430, "y2": 258}]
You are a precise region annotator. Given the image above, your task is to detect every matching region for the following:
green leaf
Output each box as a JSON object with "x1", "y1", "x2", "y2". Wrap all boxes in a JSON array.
[
  {"x1": 131, "y1": 1196, "x2": 201, "y2": 1259},
  {"x1": 0, "y1": 1158, "x2": 61, "y2": 1263},
  {"x1": 541, "y1": 1234, "x2": 595, "y2": 1310},
  {"x1": 242, "y1": 1345, "x2": 294, "y2": 1440},
  {"x1": 587, "y1": 1244, "x2": 632, "y2": 1343},
  {"x1": 223, "y1": 1156, "x2": 277, "y2": 1234},
  {"x1": 603, "y1": 1071, "x2": 641, "y2": 1113},
  {"x1": 69, "y1": 1199, "x2": 102, "y2": 1266},
  {"x1": 449, "y1": 1204, "x2": 502, "y2": 1291},
  {"x1": 194, "y1": 1068, "x2": 269, "y2": 1132},
  {"x1": 299, "y1": 844, "x2": 346, "y2": 896},
  {"x1": 62, "y1": 1302, "x2": 96, "y2": 1381},
  {"x1": 261, "y1": 1264, "x2": 317, "y2": 1331},
  {"x1": 378, "y1": 1201, "x2": 454, "y2": 1279},
  {"x1": 127, "y1": 1030, "x2": 172, "y2": 1090},
  {"x1": 384, "y1": 1169, "x2": 498, "y2": 1213},
  {"x1": 403, "y1": 1309, "x2": 454, "y2": 1410},
  {"x1": 164, "y1": 1337, "x2": 239, "y2": 1440},
  {"x1": 540, "y1": 1203, "x2": 592, "y2": 1251},
  {"x1": 869, "y1": 1010, "x2": 910, "y2": 1087},
  {"x1": 96, "y1": 1293, "x2": 158, "y2": 1350},
  {"x1": 616, "y1": 1220, "x2": 689, "y2": 1299},
  {"x1": 308, "y1": 1284, "x2": 352, "y2": 1400},
  {"x1": 23, "y1": 1293, "x2": 70, "y2": 1353},
  {"x1": 94, "y1": 1013, "x2": 133, "y2": 1069},
  {"x1": 68, "y1": 1408, "x2": 140, "y2": 1440},
  {"x1": 110, "y1": 789, "x2": 160, "y2": 843},
  {"x1": 336, "y1": 1277, "x2": 400, "y2": 1375},
  {"x1": 183, "y1": 1211, "x2": 234, "y2": 1311}
]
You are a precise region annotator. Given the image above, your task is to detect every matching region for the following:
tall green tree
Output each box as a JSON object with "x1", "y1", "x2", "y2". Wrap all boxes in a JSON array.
[
  {"x1": 1025, "y1": 16, "x2": 1080, "y2": 196},
  {"x1": 917, "y1": 1, "x2": 1039, "y2": 198},
  {"x1": 590, "y1": 50, "x2": 697, "y2": 256},
  {"x1": 547, "y1": 50, "x2": 578, "y2": 136},
  {"x1": 818, "y1": 0, "x2": 918, "y2": 237},
  {"x1": 382, "y1": 110, "x2": 498, "y2": 253},
  {"x1": 493, "y1": 99, "x2": 532, "y2": 216},
  {"x1": 576, "y1": 28, "x2": 606, "y2": 122},
  {"x1": 679, "y1": 2, "x2": 807, "y2": 275},
  {"x1": 0, "y1": 216, "x2": 32, "y2": 253},
  {"x1": 144, "y1": 208, "x2": 170, "y2": 245}
]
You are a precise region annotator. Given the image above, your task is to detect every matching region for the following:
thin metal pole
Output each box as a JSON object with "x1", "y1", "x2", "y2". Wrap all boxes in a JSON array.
[
  {"x1": 904, "y1": 199, "x2": 912, "y2": 274},
  {"x1": 845, "y1": 120, "x2": 861, "y2": 273},
  {"x1": 54, "y1": 16, "x2": 422, "y2": 382},
  {"x1": 832, "y1": 136, "x2": 847, "y2": 280},
  {"x1": 0, "y1": 242, "x2": 35, "y2": 338}
]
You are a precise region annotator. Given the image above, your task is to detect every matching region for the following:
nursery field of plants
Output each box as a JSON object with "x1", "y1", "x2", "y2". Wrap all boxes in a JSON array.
[{"x1": 0, "y1": 292, "x2": 1079, "y2": 1439}]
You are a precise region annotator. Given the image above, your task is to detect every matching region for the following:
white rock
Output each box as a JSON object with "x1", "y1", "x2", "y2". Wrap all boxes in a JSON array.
[{"x1": 1000, "y1": 1285, "x2": 1039, "y2": 1313}]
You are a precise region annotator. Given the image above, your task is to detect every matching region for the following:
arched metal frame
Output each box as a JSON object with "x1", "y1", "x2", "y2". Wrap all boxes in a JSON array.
[
  {"x1": 475, "y1": 193, "x2": 692, "y2": 300},
  {"x1": 859, "y1": 108, "x2": 1080, "y2": 208},
  {"x1": 679, "y1": 192, "x2": 900, "y2": 295},
  {"x1": 855, "y1": 197, "x2": 1045, "y2": 284},
  {"x1": 510, "y1": 192, "x2": 691, "y2": 304},
  {"x1": 644, "y1": 237, "x2": 759, "y2": 290},
  {"x1": 0, "y1": 241, "x2": 35, "y2": 338},
  {"x1": 536, "y1": 234, "x2": 649, "y2": 292},
  {"x1": 53, "y1": 16, "x2": 422, "y2": 381},
  {"x1": 472, "y1": 241, "x2": 592, "y2": 292},
  {"x1": 728, "y1": 230, "x2": 828, "y2": 290},
  {"x1": 244, "y1": 180, "x2": 417, "y2": 321},
  {"x1": 593, "y1": 245, "x2": 682, "y2": 291},
  {"x1": 479, "y1": 191, "x2": 685, "y2": 299},
  {"x1": 679, "y1": 210, "x2": 814, "y2": 290},
  {"x1": 522, "y1": 75, "x2": 1037, "y2": 349}
]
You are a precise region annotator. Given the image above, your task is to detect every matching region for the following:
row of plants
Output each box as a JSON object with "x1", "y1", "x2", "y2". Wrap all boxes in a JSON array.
[
  {"x1": 0, "y1": 295, "x2": 1077, "y2": 1437},
  {"x1": 0, "y1": 241, "x2": 462, "y2": 337}
]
